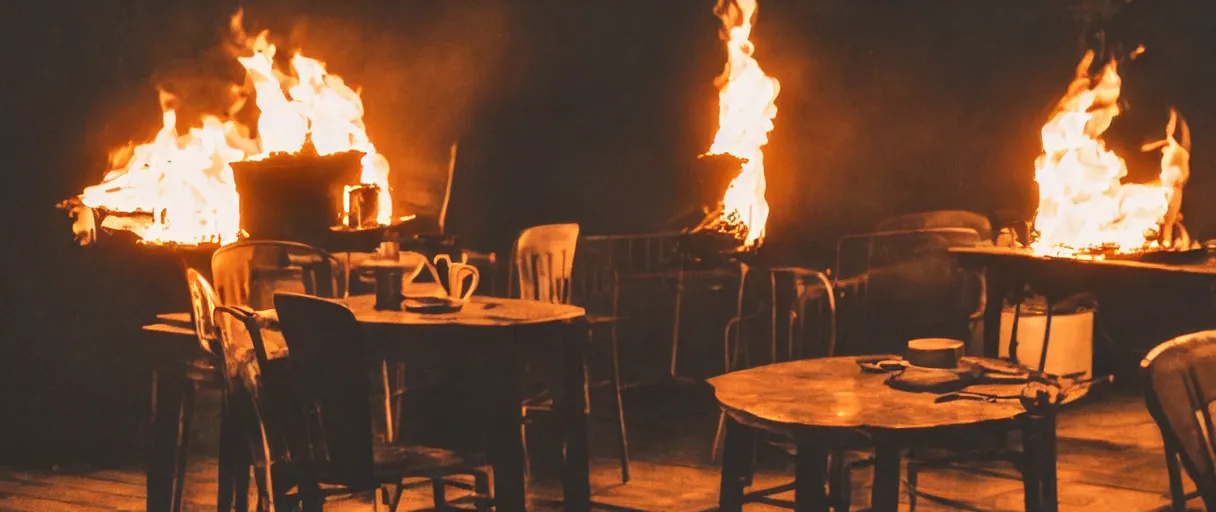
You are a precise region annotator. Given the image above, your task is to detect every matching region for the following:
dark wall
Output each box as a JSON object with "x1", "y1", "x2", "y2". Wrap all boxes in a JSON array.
[{"x1": 2, "y1": 0, "x2": 1215, "y2": 465}]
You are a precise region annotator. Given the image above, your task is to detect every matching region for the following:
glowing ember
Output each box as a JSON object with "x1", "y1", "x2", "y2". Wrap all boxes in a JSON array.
[
  {"x1": 71, "y1": 10, "x2": 393, "y2": 246},
  {"x1": 1030, "y1": 49, "x2": 1191, "y2": 259},
  {"x1": 704, "y1": 0, "x2": 779, "y2": 249}
]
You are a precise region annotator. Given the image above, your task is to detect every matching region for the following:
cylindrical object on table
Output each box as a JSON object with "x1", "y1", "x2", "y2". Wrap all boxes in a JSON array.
[
  {"x1": 373, "y1": 266, "x2": 404, "y2": 311},
  {"x1": 905, "y1": 338, "x2": 965, "y2": 369},
  {"x1": 347, "y1": 184, "x2": 381, "y2": 230}
]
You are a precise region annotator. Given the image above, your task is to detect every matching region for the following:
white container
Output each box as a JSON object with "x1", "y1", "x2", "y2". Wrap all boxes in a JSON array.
[{"x1": 998, "y1": 306, "x2": 1094, "y2": 378}]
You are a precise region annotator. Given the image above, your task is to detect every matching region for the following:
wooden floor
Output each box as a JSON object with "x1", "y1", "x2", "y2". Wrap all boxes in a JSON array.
[{"x1": 0, "y1": 391, "x2": 1200, "y2": 511}]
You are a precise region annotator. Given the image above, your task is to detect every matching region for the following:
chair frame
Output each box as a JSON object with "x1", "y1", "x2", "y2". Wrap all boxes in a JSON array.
[
  {"x1": 269, "y1": 292, "x2": 492, "y2": 511},
  {"x1": 1142, "y1": 332, "x2": 1216, "y2": 510},
  {"x1": 511, "y1": 224, "x2": 632, "y2": 484}
]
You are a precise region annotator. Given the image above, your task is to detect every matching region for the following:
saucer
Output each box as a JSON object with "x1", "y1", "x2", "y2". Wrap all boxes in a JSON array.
[{"x1": 403, "y1": 296, "x2": 463, "y2": 314}]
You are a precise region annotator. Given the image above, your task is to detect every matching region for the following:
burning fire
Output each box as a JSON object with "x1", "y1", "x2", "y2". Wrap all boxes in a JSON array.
[
  {"x1": 704, "y1": 0, "x2": 780, "y2": 249},
  {"x1": 71, "y1": 11, "x2": 392, "y2": 246},
  {"x1": 1030, "y1": 49, "x2": 1191, "y2": 258}
]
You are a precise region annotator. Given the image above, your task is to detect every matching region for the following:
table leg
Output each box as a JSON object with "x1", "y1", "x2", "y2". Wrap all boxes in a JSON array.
[
  {"x1": 485, "y1": 342, "x2": 527, "y2": 512},
  {"x1": 147, "y1": 369, "x2": 188, "y2": 512},
  {"x1": 794, "y1": 442, "x2": 829, "y2": 512},
  {"x1": 718, "y1": 416, "x2": 754, "y2": 512},
  {"x1": 1021, "y1": 413, "x2": 1058, "y2": 511},
  {"x1": 983, "y1": 269, "x2": 1008, "y2": 358},
  {"x1": 1038, "y1": 414, "x2": 1059, "y2": 511},
  {"x1": 558, "y1": 325, "x2": 592, "y2": 512},
  {"x1": 871, "y1": 443, "x2": 901, "y2": 512}
]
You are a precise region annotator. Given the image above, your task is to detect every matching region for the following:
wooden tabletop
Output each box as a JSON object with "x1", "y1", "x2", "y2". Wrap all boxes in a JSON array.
[
  {"x1": 950, "y1": 246, "x2": 1216, "y2": 277},
  {"x1": 709, "y1": 356, "x2": 1027, "y2": 433},
  {"x1": 335, "y1": 294, "x2": 585, "y2": 327}
]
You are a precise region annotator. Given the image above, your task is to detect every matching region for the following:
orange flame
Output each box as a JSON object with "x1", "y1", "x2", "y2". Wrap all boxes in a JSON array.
[
  {"x1": 706, "y1": 0, "x2": 779, "y2": 249},
  {"x1": 80, "y1": 92, "x2": 251, "y2": 245},
  {"x1": 74, "y1": 11, "x2": 392, "y2": 246},
  {"x1": 1030, "y1": 49, "x2": 1190, "y2": 258}
]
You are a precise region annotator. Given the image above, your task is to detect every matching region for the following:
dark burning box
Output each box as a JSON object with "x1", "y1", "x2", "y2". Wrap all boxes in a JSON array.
[{"x1": 231, "y1": 148, "x2": 364, "y2": 245}]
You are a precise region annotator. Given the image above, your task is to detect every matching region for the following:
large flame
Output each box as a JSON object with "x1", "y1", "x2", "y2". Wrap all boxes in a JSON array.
[
  {"x1": 80, "y1": 91, "x2": 253, "y2": 246},
  {"x1": 1030, "y1": 49, "x2": 1190, "y2": 258},
  {"x1": 75, "y1": 11, "x2": 392, "y2": 246},
  {"x1": 705, "y1": 0, "x2": 779, "y2": 249}
]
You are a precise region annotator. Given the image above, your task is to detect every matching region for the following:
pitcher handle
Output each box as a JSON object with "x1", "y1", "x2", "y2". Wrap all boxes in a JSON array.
[{"x1": 450, "y1": 265, "x2": 480, "y2": 305}]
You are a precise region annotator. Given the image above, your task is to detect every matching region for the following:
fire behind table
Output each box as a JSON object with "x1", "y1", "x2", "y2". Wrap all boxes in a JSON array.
[{"x1": 951, "y1": 246, "x2": 1216, "y2": 372}]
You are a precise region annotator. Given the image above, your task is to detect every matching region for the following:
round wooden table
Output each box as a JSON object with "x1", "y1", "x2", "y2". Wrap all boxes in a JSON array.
[
  {"x1": 334, "y1": 294, "x2": 592, "y2": 512},
  {"x1": 143, "y1": 296, "x2": 594, "y2": 512},
  {"x1": 709, "y1": 356, "x2": 1057, "y2": 512}
]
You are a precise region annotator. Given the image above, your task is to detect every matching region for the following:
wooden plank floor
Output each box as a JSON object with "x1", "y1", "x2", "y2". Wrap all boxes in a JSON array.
[{"x1": 0, "y1": 393, "x2": 1199, "y2": 511}]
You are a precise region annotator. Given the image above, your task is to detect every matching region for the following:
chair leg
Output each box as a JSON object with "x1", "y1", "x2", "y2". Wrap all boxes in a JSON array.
[
  {"x1": 432, "y1": 480, "x2": 448, "y2": 510},
  {"x1": 216, "y1": 404, "x2": 236, "y2": 512},
  {"x1": 171, "y1": 381, "x2": 197, "y2": 512},
  {"x1": 520, "y1": 409, "x2": 531, "y2": 484},
  {"x1": 670, "y1": 269, "x2": 684, "y2": 378},
  {"x1": 711, "y1": 411, "x2": 728, "y2": 463},
  {"x1": 373, "y1": 487, "x2": 385, "y2": 512},
  {"x1": 1165, "y1": 446, "x2": 1186, "y2": 512},
  {"x1": 392, "y1": 484, "x2": 407, "y2": 512},
  {"x1": 233, "y1": 452, "x2": 252, "y2": 512},
  {"x1": 828, "y1": 450, "x2": 850, "y2": 512},
  {"x1": 474, "y1": 470, "x2": 492, "y2": 512},
  {"x1": 908, "y1": 459, "x2": 919, "y2": 512},
  {"x1": 606, "y1": 323, "x2": 630, "y2": 483},
  {"x1": 393, "y1": 362, "x2": 406, "y2": 443},
  {"x1": 381, "y1": 361, "x2": 395, "y2": 443}
]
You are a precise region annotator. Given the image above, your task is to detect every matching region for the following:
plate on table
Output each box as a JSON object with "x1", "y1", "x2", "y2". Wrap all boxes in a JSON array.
[{"x1": 403, "y1": 296, "x2": 462, "y2": 314}]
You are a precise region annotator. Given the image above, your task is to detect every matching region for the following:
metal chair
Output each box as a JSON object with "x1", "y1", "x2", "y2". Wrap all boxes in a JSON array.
[
  {"x1": 1142, "y1": 331, "x2": 1216, "y2": 510},
  {"x1": 182, "y1": 268, "x2": 280, "y2": 512},
  {"x1": 268, "y1": 292, "x2": 492, "y2": 511},
  {"x1": 573, "y1": 232, "x2": 685, "y2": 382},
  {"x1": 212, "y1": 240, "x2": 404, "y2": 444},
  {"x1": 706, "y1": 266, "x2": 840, "y2": 508},
  {"x1": 510, "y1": 223, "x2": 631, "y2": 483},
  {"x1": 834, "y1": 226, "x2": 987, "y2": 356},
  {"x1": 211, "y1": 240, "x2": 348, "y2": 310},
  {"x1": 833, "y1": 215, "x2": 1039, "y2": 511}
]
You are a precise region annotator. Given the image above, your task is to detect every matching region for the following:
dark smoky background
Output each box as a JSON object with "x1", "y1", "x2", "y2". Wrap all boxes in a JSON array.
[{"x1": 1, "y1": 0, "x2": 1215, "y2": 465}]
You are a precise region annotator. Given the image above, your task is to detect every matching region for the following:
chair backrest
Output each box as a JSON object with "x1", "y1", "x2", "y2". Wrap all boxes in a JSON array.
[
  {"x1": 510, "y1": 223, "x2": 580, "y2": 304},
  {"x1": 212, "y1": 240, "x2": 348, "y2": 310},
  {"x1": 772, "y1": 269, "x2": 837, "y2": 362},
  {"x1": 187, "y1": 268, "x2": 262, "y2": 395},
  {"x1": 876, "y1": 210, "x2": 993, "y2": 243},
  {"x1": 1142, "y1": 331, "x2": 1216, "y2": 508},
  {"x1": 186, "y1": 268, "x2": 221, "y2": 356},
  {"x1": 834, "y1": 227, "x2": 984, "y2": 355},
  {"x1": 572, "y1": 232, "x2": 682, "y2": 311},
  {"x1": 273, "y1": 292, "x2": 376, "y2": 490}
]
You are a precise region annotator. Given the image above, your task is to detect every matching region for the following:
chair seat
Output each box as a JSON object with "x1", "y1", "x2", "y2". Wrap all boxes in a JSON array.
[
  {"x1": 371, "y1": 443, "x2": 477, "y2": 479},
  {"x1": 585, "y1": 314, "x2": 620, "y2": 325}
]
